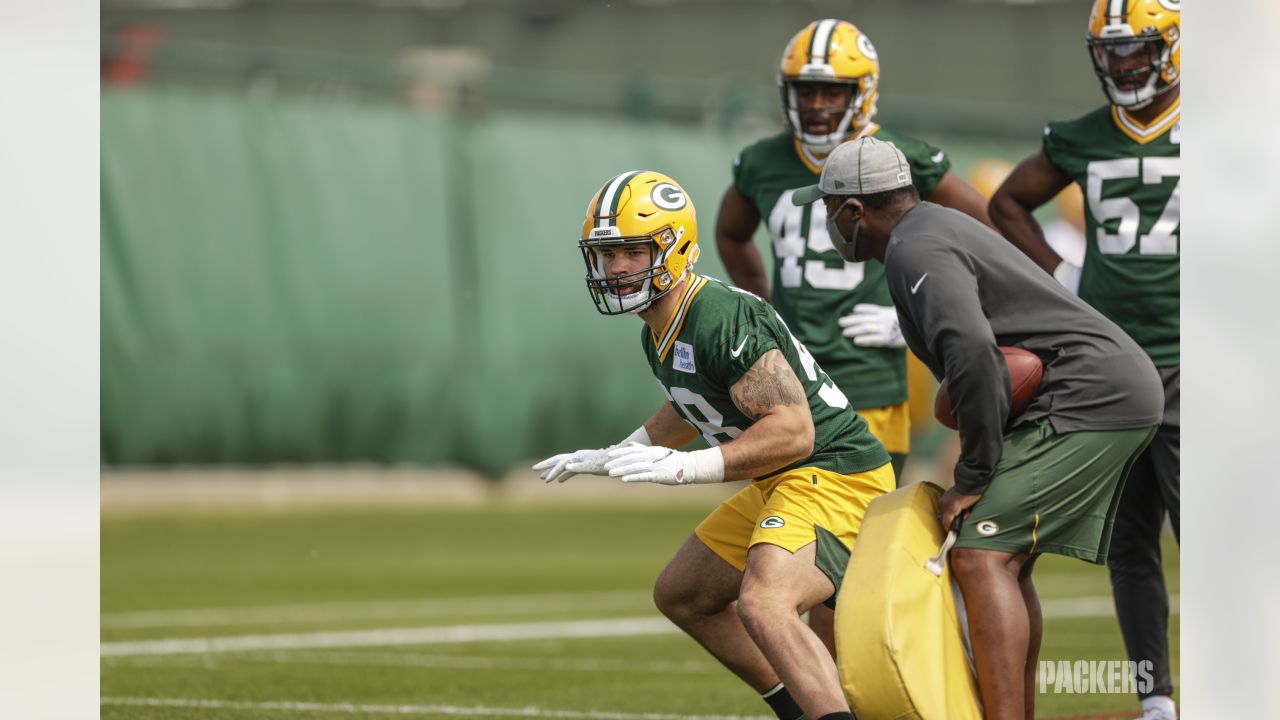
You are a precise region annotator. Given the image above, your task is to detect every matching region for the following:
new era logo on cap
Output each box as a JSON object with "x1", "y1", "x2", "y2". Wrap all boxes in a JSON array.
[{"x1": 792, "y1": 137, "x2": 914, "y2": 205}]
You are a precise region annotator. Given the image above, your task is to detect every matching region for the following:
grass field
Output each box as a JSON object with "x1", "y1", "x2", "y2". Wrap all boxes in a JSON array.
[{"x1": 101, "y1": 501, "x2": 1178, "y2": 719}]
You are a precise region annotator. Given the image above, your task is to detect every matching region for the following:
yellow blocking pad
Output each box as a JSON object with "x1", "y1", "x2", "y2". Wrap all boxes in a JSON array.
[{"x1": 834, "y1": 482, "x2": 983, "y2": 719}]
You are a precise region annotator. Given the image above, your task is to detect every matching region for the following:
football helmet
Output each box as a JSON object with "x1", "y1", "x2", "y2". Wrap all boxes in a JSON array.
[
  {"x1": 1087, "y1": 0, "x2": 1180, "y2": 109},
  {"x1": 579, "y1": 170, "x2": 700, "y2": 316},
  {"x1": 778, "y1": 19, "x2": 880, "y2": 154}
]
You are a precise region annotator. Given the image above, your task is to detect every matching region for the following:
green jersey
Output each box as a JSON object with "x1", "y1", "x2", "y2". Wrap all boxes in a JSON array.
[
  {"x1": 732, "y1": 126, "x2": 952, "y2": 409},
  {"x1": 641, "y1": 274, "x2": 890, "y2": 478},
  {"x1": 1042, "y1": 100, "x2": 1180, "y2": 366}
]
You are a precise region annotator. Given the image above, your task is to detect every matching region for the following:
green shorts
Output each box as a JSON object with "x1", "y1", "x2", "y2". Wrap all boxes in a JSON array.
[{"x1": 955, "y1": 421, "x2": 1157, "y2": 564}]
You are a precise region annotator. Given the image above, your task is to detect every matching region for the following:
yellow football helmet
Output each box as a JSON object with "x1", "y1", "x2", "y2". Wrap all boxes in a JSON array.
[
  {"x1": 1087, "y1": 0, "x2": 1180, "y2": 109},
  {"x1": 579, "y1": 170, "x2": 700, "y2": 315},
  {"x1": 778, "y1": 19, "x2": 880, "y2": 153}
]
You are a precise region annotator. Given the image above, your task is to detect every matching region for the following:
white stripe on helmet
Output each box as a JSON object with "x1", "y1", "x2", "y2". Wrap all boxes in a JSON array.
[
  {"x1": 596, "y1": 171, "x2": 640, "y2": 229},
  {"x1": 809, "y1": 19, "x2": 838, "y2": 65}
]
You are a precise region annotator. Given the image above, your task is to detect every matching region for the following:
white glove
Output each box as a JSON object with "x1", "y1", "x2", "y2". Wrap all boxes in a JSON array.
[
  {"x1": 603, "y1": 443, "x2": 725, "y2": 486},
  {"x1": 1053, "y1": 260, "x2": 1082, "y2": 295},
  {"x1": 838, "y1": 304, "x2": 905, "y2": 348},
  {"x1": 532, "y1": 447, "x2": 612, "y2": 483},
  {"x1": 533, "y1": 426, "x2": 652, "y2": 483}
]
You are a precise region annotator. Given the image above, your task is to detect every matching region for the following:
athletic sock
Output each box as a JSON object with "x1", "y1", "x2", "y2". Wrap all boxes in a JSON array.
[
  {"x1": 761, "y1": 683, "x2": 804, "y2": 720},
  {"x1": 1142, "y1": 695, "x2": 1176, "y2": 717},
  {"x1": 817, "y1": 713, "x2": 855, "y2": 720}
]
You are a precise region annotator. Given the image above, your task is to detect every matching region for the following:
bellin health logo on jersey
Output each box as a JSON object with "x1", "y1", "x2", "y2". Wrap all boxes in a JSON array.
[{"x1": 673, "y1": 341, "x2": 696, "y2": 374}]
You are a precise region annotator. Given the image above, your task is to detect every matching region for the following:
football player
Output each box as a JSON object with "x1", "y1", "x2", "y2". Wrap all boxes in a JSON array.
[
  {"x1": 536, "y1": 171, "x2": 894, "y2": 720},
  {"x1": 717, "y1": 18, "x2": 992, "y2": 484},
  {"x1": 989, "y1": 3, "x2": 1180, "y2": 718},
  {"x1": 715, "y1": 16, "x2": 994, "y2": 659}
]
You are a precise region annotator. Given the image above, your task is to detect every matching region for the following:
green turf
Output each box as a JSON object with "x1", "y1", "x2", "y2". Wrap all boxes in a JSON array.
[{"x1": 102, "y1": 504, "x2": 1178, "y2": 718}]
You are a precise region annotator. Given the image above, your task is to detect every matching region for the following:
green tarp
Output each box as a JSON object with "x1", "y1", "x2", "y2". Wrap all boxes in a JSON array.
[
  {"x1": 102, "y1": 89, "x2": 1030, "y2": 474},
  {"x1": 102, "y1": 89, "x2": 746, "y2": 473}
]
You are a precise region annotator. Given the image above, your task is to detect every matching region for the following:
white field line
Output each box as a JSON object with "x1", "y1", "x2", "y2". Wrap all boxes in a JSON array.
[
  {"x1": 99, "y1": 697, "x2": 772, "y2": 720},
  {"x1": 102, "y1": 616, "x2": 680, "y2": 657},
  {"x1": 105, "y1": 649, "x2": 722, "y2": 675},
  {"x1": 1040, "y1": 594, "x2": 1179, "y2": 619},
  {"x1": 102, "y1": 590, "x2": 654, "y2": 630},
  {"x1": 101, "y1": 595, "x2": 1179, "y2": 658},
  {"x1": 103, "y1": 589, "x2": 1178, "y2": 631}
]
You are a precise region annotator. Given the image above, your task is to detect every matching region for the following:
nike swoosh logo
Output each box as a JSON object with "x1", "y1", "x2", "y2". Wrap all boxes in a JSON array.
[
  {"x1": 729, "y1": 336, "x2": 748, "y2": 358},
  {"x1": 931, "y1": 151, "x2": 945, "y2": 163},
  {"x1": 910, "y1": 273, "x2": 928, "y2": 294}
]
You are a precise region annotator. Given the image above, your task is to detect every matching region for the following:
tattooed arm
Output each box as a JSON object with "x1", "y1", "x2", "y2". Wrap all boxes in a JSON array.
[{"x1": 721, "y1": 348, "x2": 816, "y2": 481}]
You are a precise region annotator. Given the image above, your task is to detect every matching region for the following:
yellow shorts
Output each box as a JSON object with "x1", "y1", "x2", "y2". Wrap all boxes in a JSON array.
[
  {"x1": 694, "y1": 463, "x2": 896, "y2": 593},
  {"x1": 906, "y1": 350, "x2": 938, "y2": 431},
  {"x1": 858, "y1": 401, "x2": 911, "y2": 455}
]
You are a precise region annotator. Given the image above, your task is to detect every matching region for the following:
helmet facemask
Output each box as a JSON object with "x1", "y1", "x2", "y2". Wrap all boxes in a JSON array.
[
  {"x1": 780, "y1": 78, "x2": 874, "y2": 154},
  {"x1": 777, "y1": 20, "x2": 881, "y2": 155},
  {"x1": 1088, "y1": 27, "x2": 1179, "y2": 109},
  {"x1": 580, "y1": 227, "x2": 684, "y2": 316}
]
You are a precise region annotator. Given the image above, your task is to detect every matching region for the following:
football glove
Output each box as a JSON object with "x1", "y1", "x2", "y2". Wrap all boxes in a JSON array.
[
  {"x1": 603, "y1": 443, "x2": 724, "y2": 486},
  {"x1": 533, "y1": 447, "x2": 612, "y2": 483},
  {"x1": 838, "y1": 304, "x2": 905, "y2": 348},
  {"x1": 1053, "y1": 260, "x2": 1082, "y2": 295},
  {"x1": 534, "y1": 426, "x2": 652, "y2": 483}
]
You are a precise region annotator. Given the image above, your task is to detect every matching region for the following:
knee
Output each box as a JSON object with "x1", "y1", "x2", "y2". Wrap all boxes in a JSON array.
[
  {"x1": 950, "y1": 547, "x2": 1009, "y2": 582},
  {"x1": 1106, "y1": 532, "x2": 1162, "y2": 571},
  {"x1": 735, "y1": 589, "x2": 765, "y2": 634},
  {"x1": 734, "y1": 584, "x2": 785, "y2": 636},
  {"x1": 651, "y1": 572, "x2": 686, "y2": 619},
  {"x1": 653, "y1": 570, "x2": 725, "y2": 621},
  {"x1": 1106, "y1": 551, "x2": 1164, "y2": 583},
  {"x1": 949, "y1": 547, "x2": 987, "y2": 578}
]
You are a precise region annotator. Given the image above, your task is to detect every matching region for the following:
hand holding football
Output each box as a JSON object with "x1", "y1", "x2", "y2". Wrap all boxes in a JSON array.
[{"x1": 933, "y1": 347, "x2": 1044, "y2": 431}]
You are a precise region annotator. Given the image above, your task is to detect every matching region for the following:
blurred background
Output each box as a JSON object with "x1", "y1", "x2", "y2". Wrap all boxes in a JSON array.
[
  {"x1": 102, "y1": 0, "x2": 1093, "y2": 479},
  {"x1": 100, "y1": 4, "x2": 1182, "y2": 718}
]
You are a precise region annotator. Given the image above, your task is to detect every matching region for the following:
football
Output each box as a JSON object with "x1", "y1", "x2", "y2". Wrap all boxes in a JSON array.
[{"x1": 933, "y1": 346, "x2": 1044, "y2": 431}]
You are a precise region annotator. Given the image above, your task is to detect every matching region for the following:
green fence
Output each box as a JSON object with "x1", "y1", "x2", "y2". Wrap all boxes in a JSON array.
[{"x1": 102, "y1": 88, "x2": 1039, "y2": 473}]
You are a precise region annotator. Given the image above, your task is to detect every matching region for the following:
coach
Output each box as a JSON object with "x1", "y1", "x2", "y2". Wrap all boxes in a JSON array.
[{"x1": 793, "y1": 137, "x2": 1164, "y2": 720}]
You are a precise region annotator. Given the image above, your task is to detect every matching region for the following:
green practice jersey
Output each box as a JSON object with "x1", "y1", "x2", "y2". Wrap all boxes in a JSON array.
[
  {"x1": 641, "y1": 273, "x2": 890, "y2": 478},
  {"x1": 1042, "y1": 100, "x2": 1180, "y2": 366},
  {"x1": 732, "y1": 126, "x2": 952, "y2": 409}
]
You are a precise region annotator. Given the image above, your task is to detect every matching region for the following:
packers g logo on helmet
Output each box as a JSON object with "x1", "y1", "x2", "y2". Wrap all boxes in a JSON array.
[
  {"x1": 650, "y1": 183, "x2": 687, "y2": 211},
  {"x1": 1087, "y1": 0, "x2": 1180, "y2": 109},
  {"x1": 856, "y1": 34, "x2": 878, "y2": 61},
  {"x1": 778, "y1": 19, "x2": 880, "y2": 154},
  {"x1": 579, "y1": 171, "x2": 700, "y2": 316}
]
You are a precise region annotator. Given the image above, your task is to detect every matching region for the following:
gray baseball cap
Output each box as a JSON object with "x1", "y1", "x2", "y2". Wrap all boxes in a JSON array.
[{"x1": 792, "y1": 136, "x2": 913, "y2": 205}]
